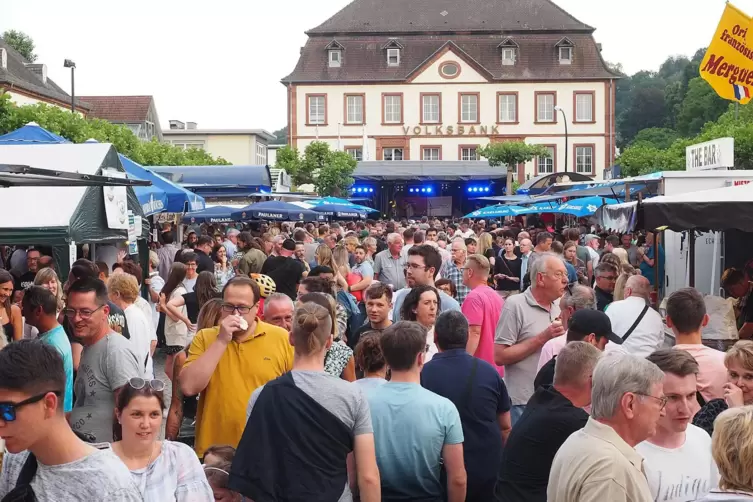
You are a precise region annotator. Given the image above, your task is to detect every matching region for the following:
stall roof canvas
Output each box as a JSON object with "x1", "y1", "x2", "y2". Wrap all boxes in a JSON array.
[{"x1": 0, "y1": 143, "x2": 119, "y2": 229}]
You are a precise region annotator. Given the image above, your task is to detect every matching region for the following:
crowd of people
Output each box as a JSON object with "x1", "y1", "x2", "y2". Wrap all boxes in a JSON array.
[{"x1": 0, "y1": 214, "x2": 750, "y2": 501}]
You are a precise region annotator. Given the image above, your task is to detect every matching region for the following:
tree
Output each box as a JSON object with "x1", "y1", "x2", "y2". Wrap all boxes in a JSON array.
[
  {"x1": 477, "y1": 142, "x2": 550, "y2": 195},
  {"x1": 315, "y1": 150, "x2": 356, "y2": 196},
  {"x1": 630, "y1": 127, "x2": 680, "y2": 149},
  {"x1": 675, "y1": 77, "x2": 730, "y2": 137},
  {"x1": 0, "y1": 93, "x2": 229, "y2": 165},
  {"x1": 274, "y1": 145, "x2": 301, "y2": 180},
  {"x1": 272, "y1": 126, "x2": 288, "y2": 145},
  {"x1": 2, "y1": 30, "x2": 37, "y2": 62}
]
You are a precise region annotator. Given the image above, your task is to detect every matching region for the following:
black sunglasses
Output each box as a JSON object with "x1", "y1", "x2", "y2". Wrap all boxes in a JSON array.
[{"x1": 0, "y1": 391, "x2": 60, "y2": 422}]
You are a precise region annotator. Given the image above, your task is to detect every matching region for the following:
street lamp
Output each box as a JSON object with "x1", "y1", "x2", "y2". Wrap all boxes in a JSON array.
[
  {"x1": 63, "y1": 59, "x2": 76, "y2": 114},
  {"x1": 554, "y1": 105, "x2": 568, "y2": 173}
]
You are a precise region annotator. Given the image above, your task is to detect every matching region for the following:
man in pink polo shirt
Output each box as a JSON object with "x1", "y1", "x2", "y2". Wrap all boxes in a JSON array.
[
  {"x1": 667, "y1": 287, "x2": 727, "y2": 402},
  {"x1": 537, "y1": 285, "x2": 596, "y2": 371},
  {"x1": 462, "y1": 254, "x2": 504, "y2": 376}
]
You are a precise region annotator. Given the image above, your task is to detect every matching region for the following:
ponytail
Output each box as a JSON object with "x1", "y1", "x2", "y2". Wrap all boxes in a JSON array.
[{"x1": 292, "y1": 302, "x2": 332, "y2": 355}]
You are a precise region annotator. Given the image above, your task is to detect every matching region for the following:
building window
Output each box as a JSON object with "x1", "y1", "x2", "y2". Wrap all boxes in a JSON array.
[
  {"x1": 575, "y1": 146, "x2": 594, "y2": 174},
  {"x1": 345, "y1": 94, "x2": 364, "y2": 124},
  {"x1": 460, "y1": 93, "x2": 479, "y2": 123},
  {"x1": 387, "y1": 48, "x2": 400, "y2": 66},
  {"x1": 421, "y1": 94, "x2": 440, "y2": 123},
  {"x1": 346, "y1": 147, "x2": 363, "y2": 161},
  {"x1": 497, "y1": 93, "x2": 517, "y2": 123},
  {"x1": 307, "y1": 95, "x2": 326, "y2": 125},
  {"x1": 536, "y1": 92, "x2": 556, "y2": 122},
  {"x1": 439, "y1": 61, "x2": 460, "y2": 79},
  {"x1": 501, "y1": 48, "x2": 516, "y2": 65},
  {"x1": 559, "y1": 46, "x2": 573, "y2": 64},
  {"x1": 460, "y1": 147, "x2": 478, "y2": 161},
  {"x1": 383, "y1": 148, "x2": 404, "y2": 161},
  {"x1": 171, "y1": 141, "x2": 206, "y2": 150},
  {"x1": 383, "y1": 94, "x2": 403, "y2": 124},
  {"x1": 575, "y1": 92, "x2": 594, "y2": 122},
  {"x1": 537, "y1": 146, "x2": 555, "y2": 174},
  {"x1": 329, "y1": 50, "x2": 342, "y2": 67},
  {"x1": 256, "y1": 143, "x2": 267, "y2": 165},
  {"x1": 422, "y1": 147, "x2": 440, "y2": 161}
]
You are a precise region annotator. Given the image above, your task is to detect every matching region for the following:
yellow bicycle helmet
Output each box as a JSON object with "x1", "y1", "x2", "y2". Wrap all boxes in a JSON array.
[{"x1": 250, "y1": 273, "x2": 276, "y2": 298}]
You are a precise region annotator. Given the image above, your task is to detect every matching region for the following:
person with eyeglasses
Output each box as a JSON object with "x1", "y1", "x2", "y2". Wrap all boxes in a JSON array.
[
  {"x1": 67, "y1": 277, "x2": 143, "y2": 443},
  {"x1": 635, "y1": 350, "x2": 719, "y2": 502},
  {"x1": 0, "y1": 340, "x2": 141, "y2": 501},
  {"x1": 593, "y1": 262, "x2": 618, "y2": 312},
  {"x1": 110, "y1": 377, "x2": 213, "y2": 501},
  {"x1": 180, "y1": 276, "x2": 293, "y2": 459},
  {"x1": 548, "y1": 354, "x2": 665, "y2": 502}
]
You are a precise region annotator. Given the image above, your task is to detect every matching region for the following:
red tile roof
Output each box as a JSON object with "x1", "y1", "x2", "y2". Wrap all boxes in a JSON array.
[{"x1": 77, "y1": 95, "x2": 153, "y2": 122}]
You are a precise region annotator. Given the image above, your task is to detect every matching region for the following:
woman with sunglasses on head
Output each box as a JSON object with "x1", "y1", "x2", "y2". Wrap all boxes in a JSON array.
[
  {"x1": 231, "y1": 302, "x2": 380, "y2": 502},
  {"x1": 111, "y1": 377, "x2": 213, "y2": 501},
  {"x1": 0, "y1": 269, "x2": 22, "y2": 342}
]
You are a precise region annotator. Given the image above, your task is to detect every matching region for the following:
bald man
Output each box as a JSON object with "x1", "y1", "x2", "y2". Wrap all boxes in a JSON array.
[{"x1": 604, "y1": 275, "x2": 665, "y2": 357}]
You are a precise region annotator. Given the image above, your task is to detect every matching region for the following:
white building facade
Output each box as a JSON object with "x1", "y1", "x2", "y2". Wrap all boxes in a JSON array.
[{"x1": 284, "y1": 0, "x2": 619, "y2": 183}]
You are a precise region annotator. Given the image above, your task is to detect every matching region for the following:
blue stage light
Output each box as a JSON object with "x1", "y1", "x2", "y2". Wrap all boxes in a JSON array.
[
  {"x1": 409, "y1": 188, "x2": 414, "y2": 193},
  {"x1": 484, "y1": 187, "x2": 490, "y2": 192},
  {"x1": 426, "y1": 187, "x2": 433, "y2": 193},
  {"x1": 369, "y1": 188, "x2": 374, "y2": 193}
]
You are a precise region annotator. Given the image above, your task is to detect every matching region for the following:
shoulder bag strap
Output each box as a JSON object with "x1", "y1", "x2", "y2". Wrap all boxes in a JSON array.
[{"x1": 621, "y1": 303, "x2": 650, "y2": 342}]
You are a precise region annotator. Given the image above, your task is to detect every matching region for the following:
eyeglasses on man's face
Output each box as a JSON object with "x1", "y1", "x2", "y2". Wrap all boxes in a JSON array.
[
  {"x1": 404, "y1": 263, "x2": 428, "y2": 271},
  {"x1": 635, "y1": 393, "x2": 668, "y2": 411},
  {"x1": 221, "y1": 303, "x2": 255, "y2": 315},
  {"x1": 63, "y1": 304, "x2": 105, "y2": 320}
]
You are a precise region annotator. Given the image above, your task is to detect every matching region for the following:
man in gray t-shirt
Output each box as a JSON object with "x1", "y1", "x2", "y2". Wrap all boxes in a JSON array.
[
  {"x1": 70, "y1": 332, "x2": 142, "y2": 442},
  {"x1": 246, "y1": 370, "x2": 373, "y2": 502}
]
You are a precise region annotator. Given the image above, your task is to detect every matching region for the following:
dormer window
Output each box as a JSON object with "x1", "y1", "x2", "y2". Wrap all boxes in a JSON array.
[
  {"x1": 382, "y1": 39, "x2": 404, "y2": 67},
  {"x1": 325, "y1": 40, "x2": 344, "y2": 68},
  {"x1": 498, "y1": 38, "x2": 518, "y2": 66},
  {"x1": 556, "y1": 38, "x2": 574, "y2": 65},
  {"x1": 387, "y1": 48, "x2": 400, "y2": 66},
  {"x1": 329, "y1": 50, "x2": 341, "y2": 67}
]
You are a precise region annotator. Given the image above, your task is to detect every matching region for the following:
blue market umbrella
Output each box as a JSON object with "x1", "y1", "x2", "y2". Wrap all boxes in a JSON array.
[
  {"x1": 549, "y1": 196, "x2": 620, "y2": 217},
  {"x1": 308, "y1": 196, "x2": 379, "y2": 213},
  {"x1": 230, "y1": 200, "x2": 320, "y2": 221},
  {"x1": 464, "y1": 205, "x2": 531, "y2": 219},
  {"x1": 310, "y1": 203, "x2": 367, "y2": 220},
  {"x1": 182, "y1": 206, "x2": 237, "y2": 224}
]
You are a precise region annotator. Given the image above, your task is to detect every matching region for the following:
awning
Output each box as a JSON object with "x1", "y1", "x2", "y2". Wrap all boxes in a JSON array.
[
  {"x1": 306, "y1": 197, "x2": 378, "y2": 213},
  {"x1": 119, "y1": 156, "x2": 205, "y2": 213},
  {"x1": 465, "y1": 205, "x2": 530, "y2": 219},
  {"x1": 643, "y1": 183, "x2": 753, "y2": 232},
  {"x1": 596, "y1": 202, "x2": 639, "y2": 233},
  {"x1": 310, "y1": 203, "x2": 367, "y2": 220},
  {"x1": 516, "y1": 172, "x2": 595, "y2": 195},
  {"x1": 152, "y1": 165, "x2": 273, "y2": 195},
  {"x1": 182, "y1": 206, "x2": 237, "y2": 224},
  {"x1": 230, "y1": 201, "x2": 320, "y2": 222}
]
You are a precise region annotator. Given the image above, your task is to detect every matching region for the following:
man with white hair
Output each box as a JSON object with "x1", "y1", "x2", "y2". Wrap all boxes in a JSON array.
[
  {"x1": 499, "y1": 341, "x2": 601, "y2": 501},
  {"x1": 547, "y1": 354, "x2": 665, "y2": 502},
  {"x1": 606, "y1": 274, "x2": 664, "y2": 358},
  {"x1": 495, "y1": 253, "x2": 567, "y2": 424},
  {"x1": 373, "y1": 233, "x2": 407, "y2": 291},
  {"x1": 518, "y1": 238, "x2": 533, "y2": 292},
  {"x1": 537, "y1": 285, "x2": 596, "y2": 370},
  {"x1": 223, "y1": 228, "x2": 240, "y2": 258},
  {"x1": 440, "y1": 238, "x2": 471, "y2": 304},
  {"x1": 263, "y1": 292, "x2": 295, "y2": 333}
]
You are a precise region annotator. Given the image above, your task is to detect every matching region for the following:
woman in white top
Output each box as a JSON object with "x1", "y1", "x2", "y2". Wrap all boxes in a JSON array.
[
  {"x1": 111, "y1": 377, "x2": 212, "y2": 501},
  {"x1": 400, "y1": 285, "x2": 440, "y2": 362},
  {"x1": 108, "y1": 273, "x2": 154, "y2": 378},
  {"x1": 160, "y1": 262, "x2": 188, "y2": 383},
  {"x1": 698, "y1": 406, "x2": 753, "y2": 501}
]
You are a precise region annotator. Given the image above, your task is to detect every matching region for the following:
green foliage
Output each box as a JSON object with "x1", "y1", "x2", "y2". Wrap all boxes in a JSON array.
[
  {"x1": 272, "y1": 126, "x2": 288, "y2": 144},
  {"x1": 315, "y1": 150, "x2": 356, "y2": 197},
  {"x1": 276, "y1": 141, "x2": 356, "y2": 195},
  {"x1": 2, "y1": 30, "x2": 36, "y2": 62},
  {"x1": 630, "y1": 128, "x2": 680, "y2": 149},
  {"x1": 0, "y1": 92, "x2": 228, "y2": 165},
  {"x1": 477, "y1": 141, "x2": 550, "y2": 169},
  {"x1": 675, "y1": 78, "x2": 730, "y2": 137}
]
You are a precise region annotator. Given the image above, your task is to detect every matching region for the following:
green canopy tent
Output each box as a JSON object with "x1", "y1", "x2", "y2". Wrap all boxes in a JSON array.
[{"x1": 0, "y1": 143, "x2": 149, "y2": 279}]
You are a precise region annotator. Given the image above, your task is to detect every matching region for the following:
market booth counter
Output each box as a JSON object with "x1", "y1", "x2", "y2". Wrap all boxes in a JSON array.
[{"x1": 0, "y1": 143, "x2": 149, "y2": 279}]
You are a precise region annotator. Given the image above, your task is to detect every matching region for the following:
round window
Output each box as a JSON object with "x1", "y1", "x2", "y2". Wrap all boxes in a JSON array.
[{"x1": 440, "y1": 62, "x2": 460, "y2": 78}]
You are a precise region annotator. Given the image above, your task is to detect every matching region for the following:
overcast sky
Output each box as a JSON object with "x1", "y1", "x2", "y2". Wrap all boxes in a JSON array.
[{"x1": 0, "y1": 0, "x2": 742, "y2": 132}]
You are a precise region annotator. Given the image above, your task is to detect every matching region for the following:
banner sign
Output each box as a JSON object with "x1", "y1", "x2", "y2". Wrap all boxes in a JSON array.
[
  {"x1": 700, "y1": 3, "x2": 753, "y2": 104},
  {"x1": 686, "y1": 137, "x2": 734, "y2": 171}
]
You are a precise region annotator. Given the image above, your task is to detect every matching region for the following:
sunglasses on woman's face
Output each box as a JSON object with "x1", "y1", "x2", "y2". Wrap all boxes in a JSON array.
[{"x1": 0, "y1": 391, "x2": 60, "y2": 422}]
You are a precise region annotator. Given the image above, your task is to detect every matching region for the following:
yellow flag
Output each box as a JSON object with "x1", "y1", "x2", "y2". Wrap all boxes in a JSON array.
[{"x1": 699, "y1": 3, "x2": 753, "y2": 104}]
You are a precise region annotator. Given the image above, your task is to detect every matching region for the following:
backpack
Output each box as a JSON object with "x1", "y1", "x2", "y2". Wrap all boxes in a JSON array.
[{"x1": 336, "y1": 289, "x2": 365, "y2": 343}]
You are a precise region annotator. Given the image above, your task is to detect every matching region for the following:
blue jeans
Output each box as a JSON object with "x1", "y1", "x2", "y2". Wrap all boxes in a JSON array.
[{"x1": 510, "y1": 404, "x2": 526, "y2": 426}]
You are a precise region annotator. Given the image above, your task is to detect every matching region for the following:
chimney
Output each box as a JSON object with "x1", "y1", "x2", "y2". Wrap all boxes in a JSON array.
[
  {"x1": 169, "y1": 120, "x2": 185, "y2": 130},
  {"x1": 0, "y1": 48, "x2": 6, "y2": 70},
  {"x1": 187, "y1": 122, "x2": 197, "y2": 129},
  {"x1": 596, "y1": 43, "x2": 602, "y2": 52},
  {"x1": 24, "y1": 63, "x2": 48, "y2": 84}
]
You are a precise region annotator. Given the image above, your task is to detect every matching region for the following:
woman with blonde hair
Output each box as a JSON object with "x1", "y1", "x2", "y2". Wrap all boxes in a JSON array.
[
  {"x1": 613, "y1": 263, "x2": 638, "y2": 302},
  {"x1": 34, "y1": 267, "x2": 64, "y2": 314},
  {"x1": 108, "y1": 273, "x2": 155, "y2": 377},
  {"x1": 235, "y1": 302, "x2": 380, "y2": 502},
  {"x1": 298, "y1": 292, "x2": 356, "y2": 382},
  {"x1": 694, "y1": 340, "x2": 753, "y2": 435},
  {"x1": 313, "y1": 244, "x2": 349, "y2": 291},
  {"x1": 477, "y1": 232, "x2": 495, "y2": 267},
  {"x1": 698, "y1": 406, "x2": 753, "y2": 501}
]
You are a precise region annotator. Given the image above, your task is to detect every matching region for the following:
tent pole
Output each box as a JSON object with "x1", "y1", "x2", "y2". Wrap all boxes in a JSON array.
[
  {"x1": 688, "y1": 231, "x2": 696, "y2": 288},
  {"x1": 90, "y1": 243, "x2": 96, "y2": 262}
]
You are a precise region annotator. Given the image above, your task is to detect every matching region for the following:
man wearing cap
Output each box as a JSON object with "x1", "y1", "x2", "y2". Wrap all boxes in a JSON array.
[
  {"x1": 260, "y1": 239, "x2": 306, "y2": 301},
  {"x1": 533, "y1": 309, "x2": 622, "y2": 390},
  {"x1": 224, "y1": 229, "x2": 240, "y2": 258}
]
